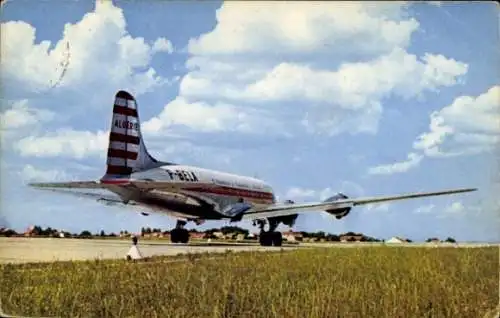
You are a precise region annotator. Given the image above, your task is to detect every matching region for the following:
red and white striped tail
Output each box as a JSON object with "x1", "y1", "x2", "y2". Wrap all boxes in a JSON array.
[{"x1": 103, "y1": 90, "x2": 158, "y2": 179}]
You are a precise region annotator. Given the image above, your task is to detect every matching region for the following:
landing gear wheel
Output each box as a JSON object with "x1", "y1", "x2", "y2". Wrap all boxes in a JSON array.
[
  {"x1": 272, "y1": 232, "x2": 282, "y2": 247},
  {"x1": 259, "y1": 232, "x2": 273, "y2": 246},
  {"x1": 259, "y1": 232, "x2": 282, "y2": 247},
  {"x1": 170, "y1": 228, "x2": 189, "y2": 244}
]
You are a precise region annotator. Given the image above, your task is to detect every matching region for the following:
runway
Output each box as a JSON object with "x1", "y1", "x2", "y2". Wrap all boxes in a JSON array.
[
  {"x1": 0, "y1": 237, "x2": 497, "y2": 264},
  {"x1": 0, "y1": 237, "x2": 296, "y2": 264}
]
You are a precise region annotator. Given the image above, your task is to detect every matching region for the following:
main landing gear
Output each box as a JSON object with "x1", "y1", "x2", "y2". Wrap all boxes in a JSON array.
[
  {"x1": 255, "y1": 219, "x2": 282, "y2": 247},
  {"x1": 170, "y1": 220, "x2": 189, "y2": 243}
]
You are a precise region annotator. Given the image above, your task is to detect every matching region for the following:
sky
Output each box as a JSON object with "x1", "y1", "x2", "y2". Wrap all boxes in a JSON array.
[{"x1": 0, "y1": 0, "x2": 499, "y2": 242}]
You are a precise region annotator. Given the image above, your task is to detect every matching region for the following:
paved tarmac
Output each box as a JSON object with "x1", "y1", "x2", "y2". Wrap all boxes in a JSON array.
[
  {"x1": 0, "y1": 237, "x2": 296, "y2": 264},
  {"x1": 0, "y1": 237, "x2": 497, "y2": 264}
]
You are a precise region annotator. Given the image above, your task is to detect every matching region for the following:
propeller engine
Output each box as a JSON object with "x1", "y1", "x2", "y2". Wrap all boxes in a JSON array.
[{"x1": 323, "y1": 192, "x2": 351, "y2": 219}]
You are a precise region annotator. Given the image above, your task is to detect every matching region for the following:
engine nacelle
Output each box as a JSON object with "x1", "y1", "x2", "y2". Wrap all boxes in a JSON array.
[
  {"x1": 225, "y1": 202, "x2": 253, "y2": 222},
  {"x1": 323, "y1": 192, "x2": 352, "y2": 219},
  {"x1": 325, "y1": 207, "x2": 352, "y2": 219}
]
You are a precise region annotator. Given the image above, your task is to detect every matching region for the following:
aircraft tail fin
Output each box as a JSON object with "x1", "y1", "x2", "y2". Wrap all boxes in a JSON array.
[{"x1": 103, "y1": 90, "x2": 160, "y2": 179}]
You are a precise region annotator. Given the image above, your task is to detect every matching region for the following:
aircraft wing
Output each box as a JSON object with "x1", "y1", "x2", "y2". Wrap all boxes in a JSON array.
[{"x1": 242, "y1": 187, "x2": 477, "y2": 220}]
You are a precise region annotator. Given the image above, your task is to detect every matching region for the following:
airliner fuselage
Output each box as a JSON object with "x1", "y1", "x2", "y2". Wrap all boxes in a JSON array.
[{"x1": 102, "y1": 164, "x2": 276, "y2": 221}]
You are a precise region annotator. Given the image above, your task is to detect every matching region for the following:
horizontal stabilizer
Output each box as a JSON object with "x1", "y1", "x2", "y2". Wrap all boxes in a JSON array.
[{"x1": 28, "y1": 181, "x2": 105, "y2": 189}]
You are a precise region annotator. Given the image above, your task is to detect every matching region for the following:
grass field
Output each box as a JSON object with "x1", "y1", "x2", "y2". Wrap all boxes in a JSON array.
[{"x1": 1, "y1": 246, "x2": 498, "y2": 318}]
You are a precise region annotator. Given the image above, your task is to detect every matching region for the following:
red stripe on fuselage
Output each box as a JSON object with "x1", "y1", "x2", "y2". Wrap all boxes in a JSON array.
[
  {"x1": 100, "y1": 178, "x2": 131, "y2": 185},
  {"x1": 186, "y1": 186, "x2": 274, "y2": 201}
]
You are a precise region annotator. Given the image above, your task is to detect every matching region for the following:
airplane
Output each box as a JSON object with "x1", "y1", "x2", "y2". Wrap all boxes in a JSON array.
[{"x1": 29, "y1": 90, "x2": 477, "y2": 246}]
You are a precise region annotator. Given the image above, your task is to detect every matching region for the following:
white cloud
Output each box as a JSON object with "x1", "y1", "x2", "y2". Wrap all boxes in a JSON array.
[
  {"x1": 437, "y1": 201, "x2": 481, "y2": 219},
  {"x1": 284, "y1": 187, "x2": 318, "y2": 202},
  {"x1": 188, "y1": 2, "x2": 418, "y2": 56},
  {"x1": 0, "y1": 1, "x2": 175, "y2": 160},
  {"x1": 14, "y1": 129, "x2": 109, "y2": 159},
  {"x1": 414, "y1": 204, "x2": 436, "y2": 214},
  {"x1": 177, "y1": 49, "x2": 467, "y2": 137},
  {"x1": 444, "y1": 201, "x2": 464, "y2": 214},
  {"x1": 0, "y1": 100, "x2": 57, "y2": 147},
  {"x1": 143, "y1": 97, "x2": 286, "y2": 136},
  {"x1": 143, "y1": 98, "x2": 254, "y2": 134},
  {"x1": 364, "y1": 203, "x2": 390, "y2": 213},
  {"x1": 0, "y1": 0, "x2": 171, "y2": 99},
  {"x1": 2, "y1": 1, "x2": 471, "y2": 167},
  {"x1": 151, "y1": 2, "x2": 468, "y2": 137},
  {"x1": 152, "y1": 38, "x2": 174, "y2": 54},
  {"x1": 0, "y1": 100, "x2": 55, "y2": 130},
  {"x1": 369, "y1": 85, "x2": 499, "y2": 175},
  {"x1": 283, "y1": 181, "x2": 364, "y2": 203},
  {"x1": 368, "y1": 152, "x2": 423, "y2": 175},
  {"x1": 426, "y1": 1, "x2": 443, "y2": 6},
  {"x1": 414, "y1": 201, "x2": 481, "y2": 219},
  {"x1": 240, "y1": 49, "x2": 467, "y2": 104},
  {"x1": 414, "y1": 85, "x2": 500, "y2": 157},
  {"x1": 19, "y1": 164, "x2": 71, "y2": 182}
]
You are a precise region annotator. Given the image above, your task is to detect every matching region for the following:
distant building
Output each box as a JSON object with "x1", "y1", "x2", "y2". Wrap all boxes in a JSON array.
[
  {"x1": 213, "y1": 231, "x2": 224, "y2": 239},
  {"x1": 427, "y1": 238, "x2": 441, "y2": 243},
  {"x1": 282, "y1": 231, "x2": 303, "y2": 242},
  {"x1": 340, "y1": 235, "x2": 363, "y2": 242},
  {"x1": 386, "y1": 236, "x2": 409, "y2": 244},
  {"x1": 24, "y1": 225, "x2": 35, "y2": 237},
  {"x1": 189, "y1": 232, "x2": 205, "y2": 240}
]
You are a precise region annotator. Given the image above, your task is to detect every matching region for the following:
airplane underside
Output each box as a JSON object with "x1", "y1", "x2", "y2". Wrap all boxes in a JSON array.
[
  {"x1": 102, "y1": 186, "x2": 303, "y2": 246},
  {"x1": 103, "y1": 186, "x2": 298, "y2": 246}
]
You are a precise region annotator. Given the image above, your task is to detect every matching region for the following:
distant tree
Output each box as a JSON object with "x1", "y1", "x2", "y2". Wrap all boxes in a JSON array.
[
  {"x1": 314, "y1": 231, "x2": 326, "y2": 239},
  {"x1": 109, "y1": 232, "x2": 117, "y2": 237},
  {"x1": 79, "y1": 230, "x2": 92, "y2": 238},
  {"x1": 344, "y1": 231, "x2": 361, "y2": 237},
  {"x1": 2, "y1": 229, "x2": 17, "y2": 237},
  {"x1": 445, "y1": 237, "x2": 456, "y2": 243},
  {"x1": 204, "y1": 228, "x2": 219, "y2": 234},
  {"x1": 426, "y1": 237, "x2": 440, "y2": 242},
  {"x1": 32, "y1": 226, "x2": 42, "y2": 235},
  {"x1": 205, "y1": 233, "x2": 217, "y2": 239},
  {"x1": 140, "y1": 227, "x2": 145, "y2": 235},
  {"x1": 100, "y1": 230, "x2": 106, "y2": 237},
  {"x1": 326, "y1": 234, "x2": 340, "y2": 242},
  {"x1": 220, "y1": 226, "x2": 248, "y2": 236}
]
